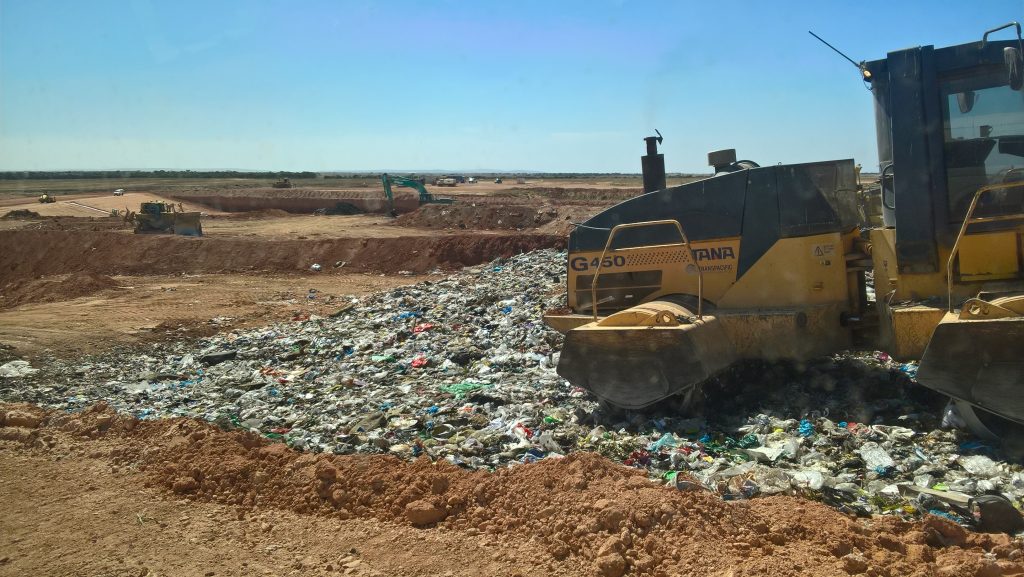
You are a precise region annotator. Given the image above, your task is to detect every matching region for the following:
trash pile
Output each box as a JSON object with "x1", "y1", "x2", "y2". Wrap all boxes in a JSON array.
[{"x1": 1, "y1": 248, "x2": 1022, "y2": 531}]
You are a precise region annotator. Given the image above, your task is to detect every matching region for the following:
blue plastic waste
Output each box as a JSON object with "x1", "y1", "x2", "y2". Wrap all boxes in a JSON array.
[{"x1": 798, "y1": 419, "x2": 815, "y2": 437}]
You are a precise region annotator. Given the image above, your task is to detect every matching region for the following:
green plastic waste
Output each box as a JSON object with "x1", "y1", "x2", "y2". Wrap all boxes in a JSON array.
[
  {"x1": 440, "y1": 381, "x2": 492, "y2": 399},
  {"x1": 737, "y1": 434, "x2": 760, "y2": 449}
]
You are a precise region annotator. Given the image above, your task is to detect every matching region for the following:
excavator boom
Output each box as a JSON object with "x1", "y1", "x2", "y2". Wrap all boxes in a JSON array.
[{"x1": 380, "y1": 174, "x2": 454, "y2": 209}]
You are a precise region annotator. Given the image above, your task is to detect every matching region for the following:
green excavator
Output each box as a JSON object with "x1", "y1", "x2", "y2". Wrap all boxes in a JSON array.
[{"x1": 380, "y1": 174, "x2": 454, "y2": 215}]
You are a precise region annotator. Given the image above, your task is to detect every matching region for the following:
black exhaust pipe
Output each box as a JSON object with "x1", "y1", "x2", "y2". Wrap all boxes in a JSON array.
[{"x1": 641, "y1": 130, "x2": 666, "y2": 193}]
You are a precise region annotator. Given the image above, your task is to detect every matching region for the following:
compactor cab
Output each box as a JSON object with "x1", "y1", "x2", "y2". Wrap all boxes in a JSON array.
[
  {"x1": 546, "y1": 24, "x2": 1024, "y2": 439},
  {"x1": 863, "y1": 23, "x2": 1024, "y2": 436}
]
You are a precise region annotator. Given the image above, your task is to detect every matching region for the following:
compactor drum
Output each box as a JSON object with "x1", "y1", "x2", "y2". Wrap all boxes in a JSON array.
[{"x1": 546, "y1": 24, "x2": 1024, "y2": 439}]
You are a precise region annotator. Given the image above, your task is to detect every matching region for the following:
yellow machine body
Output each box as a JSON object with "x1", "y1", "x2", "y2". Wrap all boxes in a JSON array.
[
  {"x1": 548, "y1": 173, "x2": 1024, "y2": 426},
  {"x1": 548, "y1": 158, "x2": 865, "y2": 408},
  {"x1": 549, "y1": 229, "x2": 859, "y2": 408},
  {"x1": 549, "y1": 30, "x2": 1024, "y2": 433}
]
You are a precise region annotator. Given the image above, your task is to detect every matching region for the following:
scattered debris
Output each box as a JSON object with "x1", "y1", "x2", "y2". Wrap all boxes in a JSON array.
[
  {"x1": 0, "y1": 361, "x2": 38, "y2": 378},
  {"x1": 1, "y1": 249, "x2": 1022, "y2": 533}
]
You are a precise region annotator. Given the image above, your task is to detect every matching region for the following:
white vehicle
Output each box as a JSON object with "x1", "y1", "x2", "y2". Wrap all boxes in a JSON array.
[{"x1": 113, "y1": 189, "x2": 125, "y2": 196}]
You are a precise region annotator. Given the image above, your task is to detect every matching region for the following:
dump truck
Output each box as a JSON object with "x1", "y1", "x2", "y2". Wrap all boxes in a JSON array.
[
  {"x1": 125, "y1": 201, "x2": 203, "y2": 236},
  {"x1": 544, "y1": 23, "x2": 1024, "y2": 440}
]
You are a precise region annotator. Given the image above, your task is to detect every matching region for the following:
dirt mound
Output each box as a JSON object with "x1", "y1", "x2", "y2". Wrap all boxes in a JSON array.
[
  {"x1": 395, "y1": 203, "x2": 606, "y2": 234},
  {"x1": 0, "y1": 230, "x2": 564, "y2": 283},
  {"x1": 319, "y1": 202, "x2": 363, "y2": 215},
  {"x1": 2, "y1": 209, "x2": 42, "y2": 219},
  {"x1": 171, "y1": 190, "x2": 419, "y2": 215},
  {"x1": 2, "y1": 215, "x2": 128, "y2": 232},
  {"x1": 396, "y1": 204, "x2": 561, "y2": 230},
  {"x1": 234, "y1": 208, "x2": 292, "y2": 218},
  {"x1": 353, "y1": 233, "x2": 565, "y2": 272},
  {"x1": 508, "y1": 187, "x2": 641, "y2": 202},
  {"x1": 227, "y1": 207, "x2": 363, "y2": 218},
  {"x1": 171, "y1": 188, "x2": 388, "y2": 200},
  {"x1": 3, "y1": 402, "x2": 1020, "y2": 577},
  {"x1": 0, "y1": 272, "x2": 122, "y2": 309}
]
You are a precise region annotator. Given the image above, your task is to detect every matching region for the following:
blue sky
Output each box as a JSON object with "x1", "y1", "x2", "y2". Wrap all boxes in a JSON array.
[{"x1": 1, "y1": 0, "x2": 1022, "y2": 171}]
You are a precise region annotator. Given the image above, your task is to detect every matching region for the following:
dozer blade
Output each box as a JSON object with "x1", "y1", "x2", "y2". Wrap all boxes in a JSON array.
[
  {"x1": 556, "y1": 314, "x2": 736, "y2": 410},
  {"x1": 917, "y1": 314, "x2": 1024, "y2": 426},
  {"x1": 172, "y1": 212, "x2": 203, "y2": 236}
]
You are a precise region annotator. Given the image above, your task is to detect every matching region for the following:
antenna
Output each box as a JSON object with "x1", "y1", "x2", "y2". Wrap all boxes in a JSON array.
[{"x1": 808, "y1": 31, "x2": 872, "y2": 81}]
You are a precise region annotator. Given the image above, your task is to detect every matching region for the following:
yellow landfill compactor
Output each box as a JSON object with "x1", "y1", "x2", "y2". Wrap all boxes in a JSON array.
[{"x1": 544, "y1": 24, "x2": 1024, "y2": 439}]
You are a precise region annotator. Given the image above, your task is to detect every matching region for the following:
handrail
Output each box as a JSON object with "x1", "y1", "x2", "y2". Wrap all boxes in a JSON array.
[
  {"x1": 946, "y1": 181, "x2": 1024, "y2": 311},
  {"x1": 981, "y1": 21, "x2": 1021, "y2": 47},
  {"x1": 880, "y1": 163, "x2": 895, "y2": 210},
  {"x1": 590, "y1": 219, "x2": 703, "y2": 321}
]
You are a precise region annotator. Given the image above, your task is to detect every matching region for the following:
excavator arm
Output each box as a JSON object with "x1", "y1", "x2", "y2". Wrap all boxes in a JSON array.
[
  {"x1": 379, "y1": 174, "x2": 397, "y2": 215},
  {"x1": 382, "y1": 174, "x2": 430, "y2": 202},
  {"x1": 380, "y1": 174, "x2": 454, "y2": 209}
]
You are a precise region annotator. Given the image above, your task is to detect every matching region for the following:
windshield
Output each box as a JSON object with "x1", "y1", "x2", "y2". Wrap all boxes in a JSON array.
[{"x1": 942, "y1": 79, "x2": 1024, "y2": 220}]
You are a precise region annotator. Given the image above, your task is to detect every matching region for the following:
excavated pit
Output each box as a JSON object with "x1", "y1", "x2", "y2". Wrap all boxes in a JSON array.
[{"x1": 0, "y1": 229, "x2": 565, "y2": 283}]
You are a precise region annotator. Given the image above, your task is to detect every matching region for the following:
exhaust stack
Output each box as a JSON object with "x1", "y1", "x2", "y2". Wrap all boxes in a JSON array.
[{"x1": 641, "y1": 130, "x2": 666, "y2": 193}]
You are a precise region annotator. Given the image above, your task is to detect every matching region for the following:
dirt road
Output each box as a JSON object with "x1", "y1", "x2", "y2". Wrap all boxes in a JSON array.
[{"x1": 0, "y1": 192, "x2": 218, "y2": 217}]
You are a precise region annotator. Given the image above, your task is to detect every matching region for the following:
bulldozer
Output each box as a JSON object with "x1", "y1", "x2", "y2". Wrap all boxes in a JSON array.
[
  {"x1": 124, "y1": 201, "x2": 203, "y2": 236},
  {"x1": 38, "y1": 194, "x2": 56, "y2": 203},
  {"x1": 544, "y1": 23, "x2": 1024, "y2": 440}
]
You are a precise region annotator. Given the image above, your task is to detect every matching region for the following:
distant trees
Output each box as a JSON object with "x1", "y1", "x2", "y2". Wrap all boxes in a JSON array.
[
  {"x1": 0, "y1": 170, "x2": 708, "y2": 181},
  {"x1": 0, "y1": 170, "x2": 320, "y2": 180}
]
